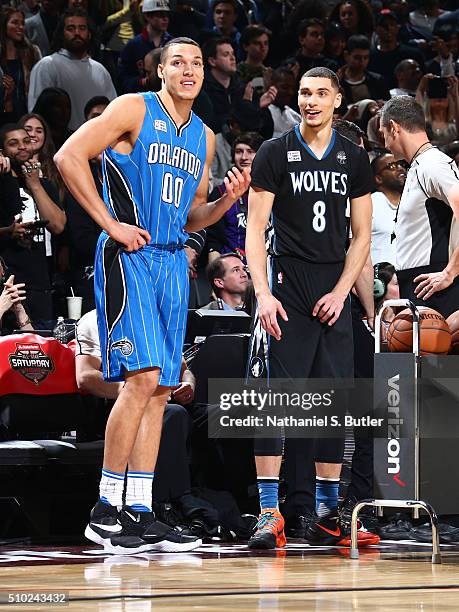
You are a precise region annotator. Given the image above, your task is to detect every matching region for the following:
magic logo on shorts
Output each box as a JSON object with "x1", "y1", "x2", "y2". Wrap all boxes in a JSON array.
[{"x1": 111, "y1": 338, "x2": 134, "y2": 356}]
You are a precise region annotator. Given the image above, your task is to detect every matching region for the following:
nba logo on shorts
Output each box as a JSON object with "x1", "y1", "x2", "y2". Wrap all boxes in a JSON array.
[{"x1": 277, "y1": 272, "x2": 283, "y2": 284}]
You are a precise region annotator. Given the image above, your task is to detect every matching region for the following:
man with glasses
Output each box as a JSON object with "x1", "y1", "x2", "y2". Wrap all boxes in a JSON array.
[{"x1": 370, "y1": 153, "x2": 407, "y2": 266}]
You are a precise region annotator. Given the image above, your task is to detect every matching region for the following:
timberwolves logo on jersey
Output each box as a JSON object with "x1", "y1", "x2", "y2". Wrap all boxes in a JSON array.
[{"x1": 289, "y1": 170, "x2": 348, "y2": 196}]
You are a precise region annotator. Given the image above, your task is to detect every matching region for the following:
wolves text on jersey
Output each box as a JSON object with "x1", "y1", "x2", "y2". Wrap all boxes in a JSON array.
[
  {"x1": 147, "y1": 143, "x2": 202, "y2": 180},
  {"x1": 289, "y1": 170, "x2": 348, "y2": 196}
]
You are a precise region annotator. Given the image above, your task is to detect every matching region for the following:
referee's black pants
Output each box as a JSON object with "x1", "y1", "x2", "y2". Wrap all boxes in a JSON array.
[
  {"x1": 153, "y1": 403, "x2": 193, "y2": 502},
  {"x1": 346, "y1": 298, "x2": 374, "y2": 502}
]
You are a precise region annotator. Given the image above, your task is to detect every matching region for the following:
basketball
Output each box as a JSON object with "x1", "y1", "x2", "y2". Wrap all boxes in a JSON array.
[
  {"x1": 446, "y1": 310, "x2": 459, "y2": 354},
  {"x1": 387, "y1": 307, "x2": 452, "y2": 355}
]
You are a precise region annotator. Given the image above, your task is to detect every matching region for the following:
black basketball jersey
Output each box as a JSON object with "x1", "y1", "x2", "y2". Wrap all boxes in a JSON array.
[{"x1": 251, "y1": 126, "x2": 373, "y2": 263}]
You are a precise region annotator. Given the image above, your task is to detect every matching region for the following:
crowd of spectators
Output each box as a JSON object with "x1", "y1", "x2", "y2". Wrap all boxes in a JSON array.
[
  {"x1": 0, "y1": 0, "x2": 458, "y2": 331},
  {"x1": 0, "y1": 0, "x2": 459, "y2": 540}
]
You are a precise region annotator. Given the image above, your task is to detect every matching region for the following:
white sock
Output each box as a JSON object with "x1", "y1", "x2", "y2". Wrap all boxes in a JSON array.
[
  {"x1": 125, "y1": 471, "x2": 154, "y2": 512},
  {"x1": 99, "y1": 468, "x2": 125, "y2": 507}
]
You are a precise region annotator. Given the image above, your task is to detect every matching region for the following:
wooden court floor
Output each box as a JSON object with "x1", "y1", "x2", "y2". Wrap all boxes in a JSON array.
[{"x1": 2, "y1": 541, "x2": 459, "y2": 610}]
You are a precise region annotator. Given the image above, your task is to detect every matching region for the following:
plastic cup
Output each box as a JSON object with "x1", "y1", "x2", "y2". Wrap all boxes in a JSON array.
[{"x1": 67, "y1": 296, "x2": 83, "y2": 320}]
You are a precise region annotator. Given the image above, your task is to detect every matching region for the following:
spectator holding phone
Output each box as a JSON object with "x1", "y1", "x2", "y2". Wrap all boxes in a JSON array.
[
  {"x1": 237, "y1": 24, "x2": 271, "y2": 96},
  {"x1": 18, "y1": 113, "x2": 63, "y2": 200},
  {"x1": 0, "y1": 258, "x2": 33, "y2": 334},
  {"x1": 426, "y1": 28, "x2": 458, "y2": 78},
  {"x1": 0, "y1": 124, "x2": 65, "y2": 324},
  {"x1": 416, "y1": 74, "x2": 459, "y2": 145}
]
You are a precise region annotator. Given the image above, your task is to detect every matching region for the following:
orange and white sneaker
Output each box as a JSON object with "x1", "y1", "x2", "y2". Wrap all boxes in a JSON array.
[
  {"x1": 248, "y1": 508, "x2": 286, "y2": 549},
  {"x1": 306, "y1": 511, "x2": 380, "y2": 547},
  {"x1": 337, "y1": 526, "x2": 381, "y2": 547}
]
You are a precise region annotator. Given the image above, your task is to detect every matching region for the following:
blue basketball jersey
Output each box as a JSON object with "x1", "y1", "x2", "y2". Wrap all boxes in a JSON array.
[{"x1": 101, "y1": 92, "x2": 207, "y2": 245}]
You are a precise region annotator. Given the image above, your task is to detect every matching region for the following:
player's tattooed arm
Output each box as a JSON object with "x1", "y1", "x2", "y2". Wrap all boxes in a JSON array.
[
  {"x1": 185, "y1": 127, "x2": 251, "y2": 232},
  {"x1": 246, "y1": 186, "x2": 288, "y2": 341},
  {"x1": 314, "y1": 193, "x2": 372, "y2": 326}
]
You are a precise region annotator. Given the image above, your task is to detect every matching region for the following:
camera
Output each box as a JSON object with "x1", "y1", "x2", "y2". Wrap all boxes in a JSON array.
[{"x1": 23, "y1": 219, "x2": 50, "y2": 231}]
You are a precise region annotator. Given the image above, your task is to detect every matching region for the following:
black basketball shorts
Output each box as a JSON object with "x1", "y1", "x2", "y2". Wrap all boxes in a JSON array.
[
  {"x1": 267, "y1": 256, "x2": 354, "y2": 380},
  {"x1": 249, "y1": 257, "x2": 352, "y2": 460}
]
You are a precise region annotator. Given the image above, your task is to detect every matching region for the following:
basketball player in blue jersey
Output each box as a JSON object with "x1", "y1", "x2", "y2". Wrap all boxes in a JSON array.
[{"x1": 55, "y1": 37, "x2": 250, "y2": 554}]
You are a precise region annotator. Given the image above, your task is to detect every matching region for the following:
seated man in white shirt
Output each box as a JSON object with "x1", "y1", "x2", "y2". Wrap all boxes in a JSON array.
[
  {"x1": 202, "y1": 253, "x2": 249, "y2": 310},
  {"x1": 75, "y1": 309, "x2": 196, "y2": 506},
  {"x1": 370, "y1": 152, "x2": 407, "y2": 265}
]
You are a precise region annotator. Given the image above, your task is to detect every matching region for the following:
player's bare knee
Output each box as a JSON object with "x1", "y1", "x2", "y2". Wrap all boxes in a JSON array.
[{"x1": 125, "y1": 368, "x2": 159, "y2": 399}]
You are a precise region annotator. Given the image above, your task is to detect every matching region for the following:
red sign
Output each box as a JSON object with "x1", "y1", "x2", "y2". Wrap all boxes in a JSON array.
[{"x1": 0, "y1": 334, "x2": 79, "y2": 395}]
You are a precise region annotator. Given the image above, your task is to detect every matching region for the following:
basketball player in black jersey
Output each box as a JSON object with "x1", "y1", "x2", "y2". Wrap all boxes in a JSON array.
[{"x1": 246, "y1": 67, "x2": 378, "y2": 548}]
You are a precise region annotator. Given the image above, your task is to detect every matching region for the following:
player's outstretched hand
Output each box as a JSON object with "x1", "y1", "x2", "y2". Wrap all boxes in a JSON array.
[
  {"x1": 109, "y1": 222, "x2": 151, "y2": 252},
  {"x1": 414, "y1": 269, "x2": 453, "y2": 300},
  {"x1": 258, "y1": 293, "x2": 288, "y2": 341},
  {"x1": 224, "y1": 167, "x2": 251, "y2": 202},
  {"x1": 313, "y1": 292, "x2": 345, "y2": 326}
]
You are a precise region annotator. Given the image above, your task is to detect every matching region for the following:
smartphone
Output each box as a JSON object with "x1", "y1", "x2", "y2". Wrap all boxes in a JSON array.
[
  {"x1": 24, "y1": 219, "x2": 50, "y2": 230},
  {"x1": 250, "y1": 76, "x2": 265, "y2": 90},
  {"x1": 427, "y1": 77, "x2": 448, "y2": 99}
]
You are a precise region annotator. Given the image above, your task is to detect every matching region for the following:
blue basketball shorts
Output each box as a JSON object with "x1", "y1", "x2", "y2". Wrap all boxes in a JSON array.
[{"x1": 94, "y1": 232, "x2": 189, "y2": 385}]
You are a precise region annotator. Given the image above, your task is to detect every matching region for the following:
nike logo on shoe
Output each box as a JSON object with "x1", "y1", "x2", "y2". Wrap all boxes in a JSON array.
[
  {"x1": 92, "y1": 522, "x2": 122, "y2": 533},
  {"x1": 124, "y1": 511, "x2": 141, "y2": 523},
  {"x1": 317, "y1": 524, "x2": 341, "y2": 537}
]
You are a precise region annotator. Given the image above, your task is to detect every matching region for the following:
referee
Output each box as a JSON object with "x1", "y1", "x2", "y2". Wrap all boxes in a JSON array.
[
  {"x1": 245, "y1": 67, "x2": 376, "y2": 549},
  {"x1": 379, "y1": 96, "x2": 459, "y2": 317}
]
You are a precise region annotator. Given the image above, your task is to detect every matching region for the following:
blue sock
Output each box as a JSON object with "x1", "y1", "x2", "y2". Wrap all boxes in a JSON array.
[
  {"x1": 257, "y1": 478, "x2": 279, "y2": 511},
  {"x1": 315, "y1": 477, "x2": 339, "y2": 517}
]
